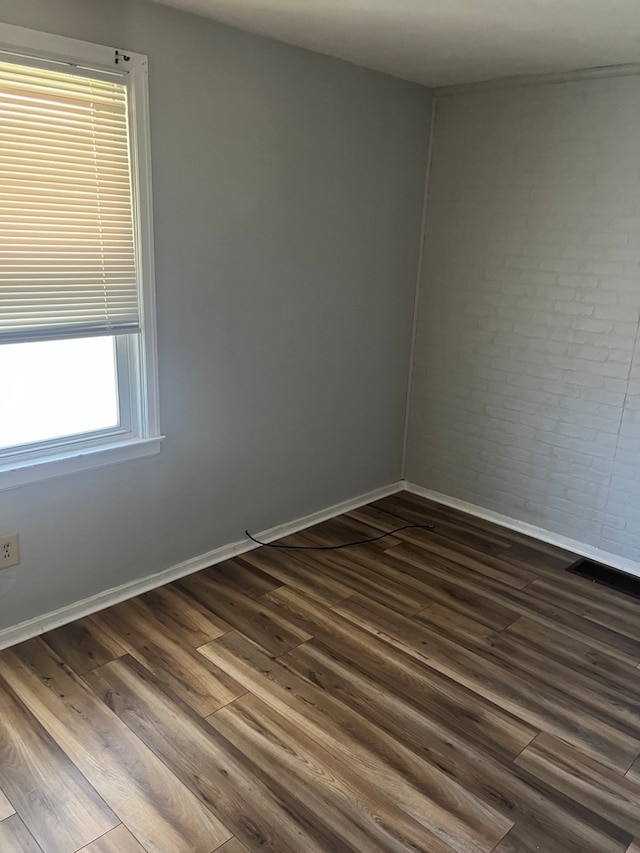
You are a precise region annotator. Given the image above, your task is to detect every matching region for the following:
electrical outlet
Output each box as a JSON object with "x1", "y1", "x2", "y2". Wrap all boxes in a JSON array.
[{"x1": 0, "y1": 534, "x2": 19, "y2": 569}]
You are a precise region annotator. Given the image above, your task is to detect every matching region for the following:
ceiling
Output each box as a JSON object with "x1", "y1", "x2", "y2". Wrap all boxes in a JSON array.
[{"x1": 149, "y1": 0, "x2": 640, "y2": 87}]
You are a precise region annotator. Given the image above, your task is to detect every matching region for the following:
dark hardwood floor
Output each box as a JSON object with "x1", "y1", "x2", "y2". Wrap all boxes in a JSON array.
[{"x1": 1, "y1": 491, "x2": 639, "y2": 852}]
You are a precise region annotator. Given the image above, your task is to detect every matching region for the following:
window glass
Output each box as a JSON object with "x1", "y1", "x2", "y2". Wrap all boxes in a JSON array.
[{"x1": 0, "y1": 337, "x2": 119, "y2": 450}]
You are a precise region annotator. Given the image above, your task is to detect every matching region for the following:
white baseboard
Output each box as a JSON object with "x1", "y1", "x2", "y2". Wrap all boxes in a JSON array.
[
  {"x1": 405, "y1": 481, "x2": 640, "y2": 579},
  {"x1": 7, "y1": 476, "x2": 633, "y2": 651},
  {"x1": 0, "y1": 480, "x2": 403, "y2": 650}
]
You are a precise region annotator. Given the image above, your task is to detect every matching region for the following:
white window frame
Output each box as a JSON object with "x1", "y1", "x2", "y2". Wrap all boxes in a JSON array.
[{"x1": 0, "y1": 23, "x2": 163, "y2": 491}]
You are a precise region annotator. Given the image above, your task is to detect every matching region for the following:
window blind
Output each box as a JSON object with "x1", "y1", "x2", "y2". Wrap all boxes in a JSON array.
[{"x1": 0, "y1": 55, "x2": 140, "y2": 344}]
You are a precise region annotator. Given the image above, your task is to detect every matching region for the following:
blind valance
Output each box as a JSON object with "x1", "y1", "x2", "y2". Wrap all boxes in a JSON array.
[{"x1": 0, "y1": 55, "x2": 140, "y2": 344}]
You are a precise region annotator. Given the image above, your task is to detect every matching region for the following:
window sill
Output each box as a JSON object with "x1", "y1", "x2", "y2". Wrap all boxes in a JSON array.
[{"x1": 0, "y1": 436, "x2": 164, "y2": 491}]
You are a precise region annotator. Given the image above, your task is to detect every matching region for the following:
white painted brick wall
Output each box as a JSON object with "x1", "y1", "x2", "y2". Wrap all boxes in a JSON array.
[{"x1": 406, "y1": 74, "x2": 640, "y2": 558}]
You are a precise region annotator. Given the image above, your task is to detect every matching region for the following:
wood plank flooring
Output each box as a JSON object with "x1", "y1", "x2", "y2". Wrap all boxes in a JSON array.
[{"x1": 1, "y1": 491, "x2": 639, "y2": 852}]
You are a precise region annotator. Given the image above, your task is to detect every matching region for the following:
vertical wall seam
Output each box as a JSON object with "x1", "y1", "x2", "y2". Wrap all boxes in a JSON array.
[
  {"x1": 599, "y1": 309, "x2": 640, "y2": 549},
  {"x1": 401, "y1": 94, "x2": 438, "y2": 479}
]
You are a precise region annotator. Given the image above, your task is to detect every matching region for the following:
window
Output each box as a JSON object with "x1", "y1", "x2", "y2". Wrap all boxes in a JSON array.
[{"x1": 0, "y1": 24, "x2": 161, "y2": 489}]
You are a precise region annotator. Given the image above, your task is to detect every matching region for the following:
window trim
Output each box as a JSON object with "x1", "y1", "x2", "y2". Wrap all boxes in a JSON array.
[{"x1": 0, "y1": 24, "x2": 163, "y2": 491}]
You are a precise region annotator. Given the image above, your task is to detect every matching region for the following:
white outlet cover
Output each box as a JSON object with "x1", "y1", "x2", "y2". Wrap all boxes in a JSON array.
[{"x1": 0, "y1": 533, "x2": 19, "y2": 569}]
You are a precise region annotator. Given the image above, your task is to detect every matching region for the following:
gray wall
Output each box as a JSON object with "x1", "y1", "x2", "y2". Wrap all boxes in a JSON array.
[
  {"x1": 0, "y1": 0, "x2": 431, "y2": 629},
  {"x1": 406, "y1": 75, "x2": 640, "y2": 559}
]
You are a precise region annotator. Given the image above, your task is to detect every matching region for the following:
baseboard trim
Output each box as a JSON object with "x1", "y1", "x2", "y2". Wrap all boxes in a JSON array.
[
  {"x1": 10, "y1": 477, "x2": 632, "y2": 651},
  {"x1": 405, "y1": 481, "x2": 640, "y2": 580},
  {"x1": 0, "y1": 480, "x2": 403, "y2": 650}
]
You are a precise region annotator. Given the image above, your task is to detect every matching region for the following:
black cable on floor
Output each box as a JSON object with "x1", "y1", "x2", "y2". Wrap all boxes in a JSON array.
[{"x1": 244, "y1": 523, "x2": 435, "y2": 551}]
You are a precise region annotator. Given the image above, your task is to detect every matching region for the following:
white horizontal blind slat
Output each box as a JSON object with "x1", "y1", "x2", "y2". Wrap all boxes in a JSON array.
[{"x1": 0, "y1": 56, "x2": 139, "y2": 344}]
